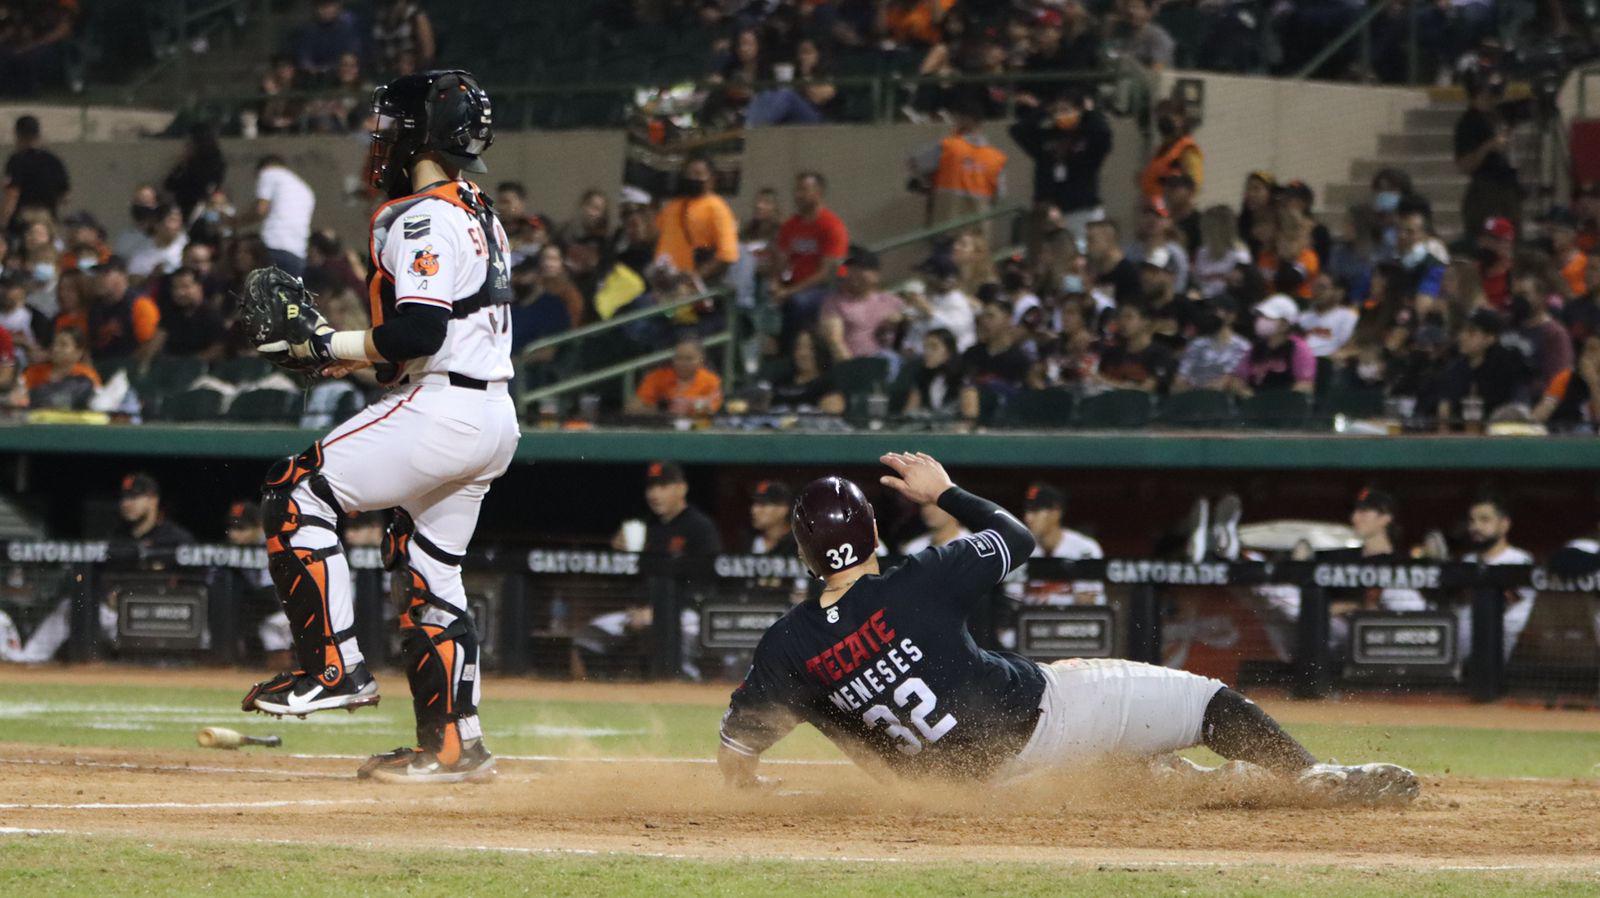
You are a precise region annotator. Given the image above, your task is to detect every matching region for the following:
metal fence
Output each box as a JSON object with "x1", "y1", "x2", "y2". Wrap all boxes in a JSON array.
[{"x1": 2, "y1": 541, "x2": 1595, "y2": 704}]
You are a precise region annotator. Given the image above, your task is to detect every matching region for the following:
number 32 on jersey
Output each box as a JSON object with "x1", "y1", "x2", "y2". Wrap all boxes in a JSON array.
[{"x1": 862, "y1": 677, "x2": 956, "y2": 756}]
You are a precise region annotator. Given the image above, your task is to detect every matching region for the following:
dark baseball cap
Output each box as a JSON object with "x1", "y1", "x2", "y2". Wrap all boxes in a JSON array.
[
  {"x1": 916, "y1": 254, "x2": 958, "y2": 279},
  {"x1": 1464, "y1": 307, "x2": 1505, "y2": 336},
  {"x1": 645, "y1": 460, "x2": 685, "y2": 485},
  {"x1": 226, "y1": 500, "x2": 260, "y2": 528},
  {"x1": 1023, "y1": 482, "x2": 1065, "y2": 511},
  {"x1": 844, "y1": 247, "x2": 881, "y2": 271},
  {"x1": 1205, "y1": 292, "x2": 1239, "y2": 313},
  {"x1": 93, "y1": 255, "x2": 128, "y2": 274},
  {"x1": 751, "y1": 480, "x2": 792, "y2": 506},
  {"x1": 1541, "y1": 206, "x2": 1578, "y2": 229},
  {"x1": 121, "y1": 472, "x2": 159, "y2": 497},
  {"x1": 1353, "y1": 487, "x2": 1395, "y2": 515}
]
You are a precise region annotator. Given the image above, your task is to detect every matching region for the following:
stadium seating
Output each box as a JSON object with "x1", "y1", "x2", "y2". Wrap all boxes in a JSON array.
[
  {"x1": 225, "y1": 388, "x2": 301, "y2": 424},
  {"x1": 1076, "y1": 390, "x2": 1156, "y2": 429},
  {"x1": 159, "y1": 387, "x2": 226, "y2": 423},
  {"x1": 1157, "y1": 389, "x2": 1236, "y2": 429},
  {"x1": 1004, "y1": 387, "x2": 1076, "y2": 429}
]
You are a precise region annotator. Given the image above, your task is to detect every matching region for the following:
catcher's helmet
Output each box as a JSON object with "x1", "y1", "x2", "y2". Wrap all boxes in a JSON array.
[
  {"x1": 366, "y1": 69, "x2": 494, "y2": 198},
  {"x1": 792, "y1": 477, "x2": 876, "y2": 578}
]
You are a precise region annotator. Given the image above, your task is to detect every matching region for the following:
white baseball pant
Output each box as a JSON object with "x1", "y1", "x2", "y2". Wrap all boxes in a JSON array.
[{"x1": 996, "y1": 658, "x2": 1226, "y2": 781}]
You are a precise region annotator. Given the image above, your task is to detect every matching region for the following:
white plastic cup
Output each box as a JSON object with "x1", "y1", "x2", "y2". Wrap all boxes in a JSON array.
[{"x1": 622, "y1": 519, "x2": 647, "y2": 552}]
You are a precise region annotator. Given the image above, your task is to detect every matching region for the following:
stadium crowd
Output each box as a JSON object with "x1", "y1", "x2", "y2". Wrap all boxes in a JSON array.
[{"x1": 2, "y1": 1, "x2": 1600, "y2": 431}]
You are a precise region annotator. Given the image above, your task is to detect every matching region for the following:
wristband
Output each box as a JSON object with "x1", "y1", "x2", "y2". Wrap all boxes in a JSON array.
[{"x1": 329, "y1": 331, "x2": 370, "y2": 362}]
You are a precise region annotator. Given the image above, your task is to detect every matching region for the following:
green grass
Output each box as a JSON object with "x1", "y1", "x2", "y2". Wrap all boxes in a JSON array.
[
  {"x1": 0, "y1": 836, "x2": 1595, "y2": 898},
  {"x1": 1, "y1": 679, "x2": 1597, "y2": 779}
]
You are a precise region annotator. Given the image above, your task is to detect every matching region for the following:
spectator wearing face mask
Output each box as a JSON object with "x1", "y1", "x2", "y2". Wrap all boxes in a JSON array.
[
  {"x1": 1139, "y1": 101, "x2": 1202, "y2": 203},
  {"x1": 1229, "y1": 294, "x2": 1314, "y2": 397},
  {"x1": 1008, "y1": 90, "x2": 1113, "y2": 241},
  {"x1": 1174, "y1": 293, "x2": 1249, "y2": 393},
  {"x1": 1389, "y1": 210, "x2": 1449, "y2": 302},
  {"x1": 655, "y1": 157, "x2": 740, "y2": 286},
  {"x1": 59, "y1": 213, "x2": 111, "y2": 274},
  {"x1": 113, "y1": 184, "x2": 162, "y2": 260}
]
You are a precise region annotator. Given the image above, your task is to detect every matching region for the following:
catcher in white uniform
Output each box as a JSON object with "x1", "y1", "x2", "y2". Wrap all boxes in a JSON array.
[{"x1": 239, "y1": 69, "x2": 517, "y2": 784}]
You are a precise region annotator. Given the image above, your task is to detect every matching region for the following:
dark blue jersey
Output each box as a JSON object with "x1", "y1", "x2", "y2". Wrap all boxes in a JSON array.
[{"x1": 721, "y1": 493, "x2": 1043, "y2": 779}]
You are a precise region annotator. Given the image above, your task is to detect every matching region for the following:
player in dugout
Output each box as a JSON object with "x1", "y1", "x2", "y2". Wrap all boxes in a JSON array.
[{"x1": 718, "y1": 452, "x2": 1418, "y2": 805}]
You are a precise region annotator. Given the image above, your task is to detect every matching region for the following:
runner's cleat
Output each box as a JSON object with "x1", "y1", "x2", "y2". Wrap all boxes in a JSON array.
[
  {"x1": 359, "y1": 740, "x2": 497, "y2": 784},
  {"x1": 1298, "y1": 762, "x2": 1420, "y2": 806},
  {"x1": 243, "y1": 663, "x2": 380, "y2": 718}
]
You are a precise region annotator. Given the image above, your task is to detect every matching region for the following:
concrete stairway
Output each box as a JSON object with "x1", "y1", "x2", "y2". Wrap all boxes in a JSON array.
[
  {"x1": 94, "y1": 6, "x2": 299, "y2": 109},
  {"x1": 1326, "y1": 99, "x2": 1540, "y2": 240}
]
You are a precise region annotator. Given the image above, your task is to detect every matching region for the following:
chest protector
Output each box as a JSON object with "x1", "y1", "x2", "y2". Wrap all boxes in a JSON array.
[{"x1": 367, "y1": 179, "x2": 512, "y2": 382}]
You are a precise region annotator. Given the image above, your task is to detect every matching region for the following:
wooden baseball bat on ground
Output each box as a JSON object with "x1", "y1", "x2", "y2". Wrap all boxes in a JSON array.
[{"x1": 197, "y1": 727, "x2": 282, "y2": 749}]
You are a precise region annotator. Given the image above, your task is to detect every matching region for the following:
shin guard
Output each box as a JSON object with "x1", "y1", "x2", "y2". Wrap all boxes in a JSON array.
[
  {"x1": 262, "y1": 444, "x2": 350, "y2": 686},
  {"x1": 390, "y1": 509, "x2": 479, "y2": 762}
]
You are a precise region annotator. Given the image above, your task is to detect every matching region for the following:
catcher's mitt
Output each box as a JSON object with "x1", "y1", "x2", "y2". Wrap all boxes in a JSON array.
[{"x1": 239, "y1": 266, "x2": 331, "y2": 374}]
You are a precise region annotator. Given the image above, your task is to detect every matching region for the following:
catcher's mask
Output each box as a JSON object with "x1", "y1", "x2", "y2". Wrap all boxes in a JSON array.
[{"x1": 366, "y1": 69, "x2": 494, "y2": 199}]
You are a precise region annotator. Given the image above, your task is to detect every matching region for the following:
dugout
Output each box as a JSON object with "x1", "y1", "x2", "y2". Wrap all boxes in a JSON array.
[{"x1": 2, "y1": 539, "x2": 1595, "y2": 705}]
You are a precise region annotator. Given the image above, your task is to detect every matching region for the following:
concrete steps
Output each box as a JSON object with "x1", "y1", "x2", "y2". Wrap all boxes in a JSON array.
[
  {"x1": 121, "y1": 8, "x2": 297, "y2": 105},
  {"x1": 1327, "y1": 99, "x2": 1531, "y2": 237}
]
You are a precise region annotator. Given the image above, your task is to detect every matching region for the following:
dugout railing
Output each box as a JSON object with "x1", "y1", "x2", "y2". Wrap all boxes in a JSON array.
[{"x1": 1, "y1": 541, "x2": 1595, "y2": 704}]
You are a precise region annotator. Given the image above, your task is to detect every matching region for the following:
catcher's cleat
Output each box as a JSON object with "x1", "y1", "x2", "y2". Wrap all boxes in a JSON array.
[
  {"x1": 1297, "y1": 762, "x2": 1419, "y2": 807},
  {"x1": 244, "y1": 663, "x2": 380, "y2": 718},
  {"x1": 358, "y1": 739, "x2": 497, "y2": 784}
]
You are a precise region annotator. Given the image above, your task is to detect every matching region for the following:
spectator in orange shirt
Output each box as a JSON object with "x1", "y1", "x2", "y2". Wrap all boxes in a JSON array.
[
  {"x1": 23, "y1": 325, "x2": 99, "y2": 410},
  {"x1": 1139, "y1": 100, "x2": 1202, "y2": 202},
  {"x1": 86, "y1": 256, "x2": 160, "y2": 363},
  {"x1": 1257, "y1": 214, "x2": 1320, "y2": 300},
  {"x1": 654, "y1": 157, "x2": 740, "y2": 286},
  {"x1": 628, "y1": 336, "x2": 724, "y2": 416},
  {"x1": 1544, "y1": 207, "x2": 1589, "y2": 298},
  {"x1": 882, "y1": 0, "x2": 956, "y2": 48},
  {"x1": 909, "y1": 94, "x2": 1008, "y2": 229}
]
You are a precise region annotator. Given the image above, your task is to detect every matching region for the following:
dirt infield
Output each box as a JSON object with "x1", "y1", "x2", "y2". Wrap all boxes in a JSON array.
[
  {"x1": 2, "y1": 668, "x2": 1598, "y2": 873},
  {"x1": 3, "y1": 744, "x2": 1598, "y2": 872}
]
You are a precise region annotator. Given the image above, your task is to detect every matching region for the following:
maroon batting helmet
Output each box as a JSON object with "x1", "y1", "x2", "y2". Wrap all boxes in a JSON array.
[{"x1": 792, "y1": 476, "x2": 876, "y2": 577}]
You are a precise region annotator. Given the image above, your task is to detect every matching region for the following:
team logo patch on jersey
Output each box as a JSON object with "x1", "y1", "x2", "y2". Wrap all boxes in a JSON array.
[
  {"x1": 826, "y1": 607, "x2": 840, "y2": 623},
  {"x1": 962, "y1": 531, "x2": 998, "y2": 558},
  {"x1": 402, "y1": 215, "x2": 430, "y2": 239},
  {"x1": 410, "y1": 245, "x2": 440, "y2": 277}
]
